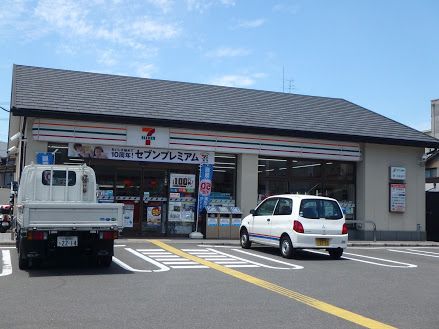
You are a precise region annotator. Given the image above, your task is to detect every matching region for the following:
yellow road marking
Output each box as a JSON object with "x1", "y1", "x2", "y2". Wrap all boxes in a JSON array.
[{"x1": 150, "y1": 240, "x2": 397, "y2": 329}]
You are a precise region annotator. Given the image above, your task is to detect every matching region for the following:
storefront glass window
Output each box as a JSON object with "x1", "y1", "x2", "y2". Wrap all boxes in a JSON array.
[
  {"x1": 291, "y1": 160, "x2": 322, "y2": 178},
  {"x1": 47, "y1": 143, "x2": 70, "y2": 164},
  {"x1": 258, "y1": 157, "x2": 288, "y2": 177},
  {"x1": 211, "y1": 154, "x2": 237, "y2": 205}
]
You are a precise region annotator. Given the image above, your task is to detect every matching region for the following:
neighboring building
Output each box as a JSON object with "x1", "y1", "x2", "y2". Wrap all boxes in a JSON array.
[
  {"x1": 7, "y1": 65, "x2": 439, "y2": 240},
  {"x1": 426, "y1": 99, "x2": 439, "y2": 190},
  {"x1": 431, "y1": 99, "x2": 439, "y2": 140},
  {"x1": 0, "y1": 141, "x2": 15, "y2": 203}
]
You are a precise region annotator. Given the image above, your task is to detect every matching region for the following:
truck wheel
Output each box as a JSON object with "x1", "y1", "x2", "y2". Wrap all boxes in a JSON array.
[
  {"x1": 18, "y1": 253, "x2": 28, "y2": 270},
  {"x1": 97, "y1": 255, "x2": 112, "y2": 267}
]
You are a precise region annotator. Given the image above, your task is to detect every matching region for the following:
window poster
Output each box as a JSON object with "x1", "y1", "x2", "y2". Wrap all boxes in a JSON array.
[
  {"x1": 390, "y1": 183, "x2": 406, "y2": 213},
  {"x1": 146, "y1": 206, "x2": 162, "y2": 227}
]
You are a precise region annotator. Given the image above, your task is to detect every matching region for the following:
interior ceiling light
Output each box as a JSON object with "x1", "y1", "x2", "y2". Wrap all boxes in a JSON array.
[{"x1": 292, "y1": 163, "x2": 321, "y2": 169}]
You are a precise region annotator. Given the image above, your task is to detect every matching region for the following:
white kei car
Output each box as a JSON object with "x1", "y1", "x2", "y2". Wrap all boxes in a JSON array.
[{"x1": 239, "y1": 194, "x2": 348, "y2": 259}]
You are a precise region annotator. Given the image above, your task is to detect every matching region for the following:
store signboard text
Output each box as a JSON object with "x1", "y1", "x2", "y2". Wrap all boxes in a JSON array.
[{"x1": 68, "y1": 143, "x2": 214, "y2": 164}]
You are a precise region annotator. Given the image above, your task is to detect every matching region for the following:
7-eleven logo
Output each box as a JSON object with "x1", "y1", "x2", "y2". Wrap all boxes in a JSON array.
[{"x1": 141, "y1": 127, "x2": 156, "y2": 145}]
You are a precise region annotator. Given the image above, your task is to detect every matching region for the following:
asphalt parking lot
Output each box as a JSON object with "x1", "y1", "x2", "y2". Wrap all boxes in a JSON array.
[{"x1": 1, "y1": 240, "x2": 438, "y2": 329}]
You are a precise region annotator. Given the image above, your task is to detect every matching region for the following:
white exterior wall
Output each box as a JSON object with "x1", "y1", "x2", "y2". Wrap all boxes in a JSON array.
[
  {"x1": 356, "y1": 143, "x2": 425, "y2": 238},
  {"x1": 23, "y1": 118, "x2": 48, "y2": 168},
  {"x1": 236, "y1": 154, "x2": 258, "y2": 217}
]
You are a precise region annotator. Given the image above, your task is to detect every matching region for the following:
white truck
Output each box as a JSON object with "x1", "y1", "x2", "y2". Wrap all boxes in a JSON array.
[{"x1": 14, "y1": 164, "x2": 124, "y2": 269}]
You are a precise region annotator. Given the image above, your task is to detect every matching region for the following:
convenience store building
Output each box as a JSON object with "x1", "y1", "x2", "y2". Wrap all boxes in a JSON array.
[{"x1": 8, "y1": 65, "x2": 439, "y2": 240}]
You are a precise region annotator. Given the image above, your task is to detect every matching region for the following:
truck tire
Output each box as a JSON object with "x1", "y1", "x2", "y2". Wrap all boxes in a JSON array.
[
  {"x1": 97, "y1": 255, "x2": 112, "y2": 267},
  {"x1": 18, "y1": 237, "x2": 29, "y2": 270}
]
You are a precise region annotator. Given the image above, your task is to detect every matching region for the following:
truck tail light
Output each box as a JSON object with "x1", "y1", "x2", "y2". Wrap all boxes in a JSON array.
[
  {"x1": 100, "y1": 231, "x2": 118, "y2": 240},
  {"x1": 293, "y1": 220, "x2": 304, "y2": 233},
  {"x1": 342, "y1": 224, "x2": 348, "y2": 235},
  {"x1": 28, "y1": 231, "x2": 47, "y2": 240}
]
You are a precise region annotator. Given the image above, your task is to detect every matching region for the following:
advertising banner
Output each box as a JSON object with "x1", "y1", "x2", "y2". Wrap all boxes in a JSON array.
[
  {"x1": 197, "y1": 164, "x2": 214, "y2": 213},
  {"x1": 68, "y1": 143, "x2": 214, "y2": 164},
  {"x1": 390, "y1": 183, "x2": 406, "y2": 213}
]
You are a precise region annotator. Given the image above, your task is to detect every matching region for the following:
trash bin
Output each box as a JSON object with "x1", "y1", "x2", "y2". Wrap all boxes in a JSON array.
[
  {"x1": 205, "y1": 206, "x2": 219, "y2": 239},
  {"x1": 218, "y1": 206, "x2": 231, "y2": 239},
  {"x1": 229, "y1": 206, "x2": 242, "y2": 239}
]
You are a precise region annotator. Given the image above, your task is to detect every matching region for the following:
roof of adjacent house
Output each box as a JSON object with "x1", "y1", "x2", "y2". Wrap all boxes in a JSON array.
[{"x1": 10, "y1": 64, "x2": 439, "y2": 148}]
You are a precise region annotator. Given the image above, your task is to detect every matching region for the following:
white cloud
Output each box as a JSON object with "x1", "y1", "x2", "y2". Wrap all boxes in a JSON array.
[
  {"x1": 97, "y1": 49, "x2": 118, "y2": 66},
  {"x1": 146, "y1": 0, "x2": 174, "y2": 13},
  {"x1": 33, "y1": 1, "x2": 181, "y2": 46},
  {"x1": 186, "y1": 0, "x2": 235, "y2": 12},
  {"x1": 135, "y1": 63, "x2": 156, "y2": 78},
  {"x1": 205, "y1": 47, "x2": 251, "y2": 58},
  {"x1": 273, "y1": 3, "x2": 300, "y2": 14},
  {"x1": 236, "y1": 18, "x2": 266, "y2": 29},
  {"x1": 210, "y1": 73, "x2": 266, "y2": 88}
]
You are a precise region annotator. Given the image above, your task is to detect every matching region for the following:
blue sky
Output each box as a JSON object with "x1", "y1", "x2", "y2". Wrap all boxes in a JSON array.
[{"x1": 1, "y1": 0, "x2": 438, "y2": 142}]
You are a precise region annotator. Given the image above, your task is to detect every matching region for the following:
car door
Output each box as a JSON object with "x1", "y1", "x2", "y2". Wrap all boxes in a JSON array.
[
  {"x1": 250, "y1": 197, "x2": 278, "y2": 245},
  {"x1": 272, "y1": 198, "x2": 293, "y2": 241}
]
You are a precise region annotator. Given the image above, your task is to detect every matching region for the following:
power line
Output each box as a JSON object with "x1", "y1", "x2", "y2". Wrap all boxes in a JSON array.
[{"x1": 0, "y1": 106, "x2": 10, "y2": 113}]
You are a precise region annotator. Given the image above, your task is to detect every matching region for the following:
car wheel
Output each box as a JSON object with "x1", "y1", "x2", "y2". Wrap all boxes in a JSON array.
[
  {"x1": 280, "y1": 236, "x2": 294, "y2": 259},
  {"x1": 240, "y1": 228, "x2": 252, "y2": 249},
  {"x1": 328, "y1": 248, "x2": 343, "y2": 260}
]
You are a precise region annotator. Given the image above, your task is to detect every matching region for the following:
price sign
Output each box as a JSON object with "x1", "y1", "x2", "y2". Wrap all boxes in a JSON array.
[{"x1": 170, "y1": 174, "x2": 195, "y2": 190}]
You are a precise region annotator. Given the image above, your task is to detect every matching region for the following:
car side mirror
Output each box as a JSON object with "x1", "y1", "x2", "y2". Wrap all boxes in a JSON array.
[{"x1": 250, "y1": 209, "x2": 255, "y2": 215}]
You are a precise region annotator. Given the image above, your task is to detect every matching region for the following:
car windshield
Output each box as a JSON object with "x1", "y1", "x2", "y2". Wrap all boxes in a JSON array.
[{"x1": 299, "y1": 199, "x2": 343, "y2": 220}]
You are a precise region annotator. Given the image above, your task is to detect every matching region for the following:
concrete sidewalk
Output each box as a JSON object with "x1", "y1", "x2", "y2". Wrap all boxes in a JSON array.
[{"x1": 2, "y1": 232, "x2": 439, "y2": 247}]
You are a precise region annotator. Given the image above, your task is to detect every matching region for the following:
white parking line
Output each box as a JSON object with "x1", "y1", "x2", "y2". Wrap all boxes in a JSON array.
[
  {"x1": 114, "y1": 245, "x2": 126, "y2": 247},
  {"x1": 305, "y1": 249, "x2": 417, "y2": 268},
  {"x1": 170, "y1": 265, "x2": 209, "y2": 269},
  {"x1": 0, "y1": 246, "x2": 15, "y2": 249},
  {"x1": 125, "y1": 248, "x2": 170, "y2": 272},
  {"x1": 406, "y1": 248, "x2": 439, "y2": 255},
  {"x1": 232, "y1": 249, "x2": 304, "y2": 269},
  {"x1": 162, "y1": 261, "x2": 198, "y2": 265},
  {"x1": 0, "y1": 250, "x2": 12, "y2": 277},
  {"x1": 388, "y1": 249, "x2": 439, "y2": 258},
  {"x1": 207, "y1": 248, "x2": 302, "y2": 270},
  {"x1": 112, "y1": 257, "x2": 152, "y2": 272}
]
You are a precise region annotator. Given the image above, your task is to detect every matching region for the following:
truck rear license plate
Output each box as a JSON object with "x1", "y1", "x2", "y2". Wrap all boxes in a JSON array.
[
  {"x1": 57, "y1": 236, "x2": 78, "y2": 247},
  {"x1": 315, "y1": 238, "x2": 329, "y2": 246}
]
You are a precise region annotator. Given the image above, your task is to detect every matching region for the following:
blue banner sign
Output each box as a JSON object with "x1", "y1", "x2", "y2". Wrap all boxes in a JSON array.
[
  {"x1": 197, "y1": 164, "x2": 214, "y2": 212},
  {"x1": 36, "y1": 152, "x2": 55, "y2": 165}
]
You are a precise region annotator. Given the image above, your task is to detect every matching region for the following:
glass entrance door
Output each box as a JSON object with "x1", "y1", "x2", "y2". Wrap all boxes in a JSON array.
[
  {"x1": 115, "y1": 169, "x2": 141, "y2": 232},
  {"x1": 142, "y1": 169, "x2": 167, "y2": 235}
]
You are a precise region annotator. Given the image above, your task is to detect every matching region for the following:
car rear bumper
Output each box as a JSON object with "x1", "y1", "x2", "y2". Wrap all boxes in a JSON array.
[{"x1": 292, "y1": 233, "x2": 348, "y2": 249}]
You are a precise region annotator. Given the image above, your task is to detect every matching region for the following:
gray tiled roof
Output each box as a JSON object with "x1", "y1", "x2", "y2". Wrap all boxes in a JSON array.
[{"x1": 11, "y1": 65, "x2": 439, "y2": 147}]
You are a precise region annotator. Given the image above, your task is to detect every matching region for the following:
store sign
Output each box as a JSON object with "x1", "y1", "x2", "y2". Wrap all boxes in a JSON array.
[
  {"x1": 68, "y1": 143, "x2": 214, "y2": 164},
  {"x1": 197, "y1": 164, "x2": 214, "y2": 213},
  {"x1": 127, "y1": 126, "x2": 170, "y2": 148},
  {"x1": 390, "y1": 167, "x2": 406, "y2": 181},
  {"x1": 389, "y1": 183, "x2": 406, "y2": 213}
]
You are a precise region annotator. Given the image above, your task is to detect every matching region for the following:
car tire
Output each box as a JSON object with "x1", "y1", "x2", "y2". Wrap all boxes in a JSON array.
[
  {"x1": 328, "y1": 248, "x2": 343, "y2": 260},
  {"x1": 280, "y1": 235, "x2": 294, "y2": 259},
  {"x1": 240, "y1": 228, "x2": 252, "y2": 249}
]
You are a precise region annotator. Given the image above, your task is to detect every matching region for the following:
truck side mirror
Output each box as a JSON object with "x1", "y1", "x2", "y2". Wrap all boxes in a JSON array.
[
  {"x1": 250, "y1": 209, "x2": 255, "y2": 215},
  {"x1": 11, "y1": 181, "x2": 18, "y2": 192}
]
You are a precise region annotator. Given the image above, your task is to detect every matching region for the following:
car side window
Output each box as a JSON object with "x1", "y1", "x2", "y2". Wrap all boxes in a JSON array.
[
  {"x1": 274, "y1": 198, "x2": 292, "y2": 215},
  {"x1": 254, "y1": 198, "x2": 278, "y2": 216}
]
